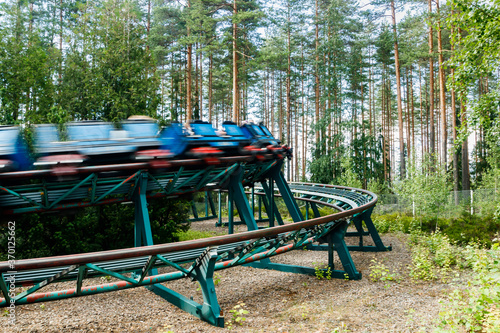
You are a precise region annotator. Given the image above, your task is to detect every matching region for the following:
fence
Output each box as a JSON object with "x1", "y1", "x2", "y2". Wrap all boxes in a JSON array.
[{"x1": 375, "y1": 189, "x2": 499, "y2": 218}]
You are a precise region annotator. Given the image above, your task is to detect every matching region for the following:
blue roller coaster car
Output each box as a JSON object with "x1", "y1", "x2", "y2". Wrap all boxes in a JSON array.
[
  {"x1": 240, "y1": 122, "x2": 280, "y2": 147},
  {"x1": 160, "y1": 121, "x2": 251, "y2": 162},
  {"x1": 239, "y1": 122, "x2": 286, "y2": 157},
  {"x1": 34, "y1": 121, "x2": 135, "y2": 173},
  {"x1": 0, "y1": 126, "x2": 31, "y2": 172},
  {"x1": 34, "y1": 118, "x2": 172, "y2": 174}
]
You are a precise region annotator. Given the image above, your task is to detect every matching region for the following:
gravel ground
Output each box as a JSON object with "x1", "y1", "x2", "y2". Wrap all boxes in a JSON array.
[{"x1": 1, "y1": 220, "x2": 457, "y2": 333}]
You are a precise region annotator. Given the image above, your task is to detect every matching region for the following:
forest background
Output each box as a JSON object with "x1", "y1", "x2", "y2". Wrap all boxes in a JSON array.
[
  {"x1": 0, "y1": 0, "x2": 499, "y2": 252},
  {"x1": 1, "y1": 1, "x2": 500, "y2": 330},
  {"x1": 0, "y1": 0, "x2": 499, "y2": 191}
]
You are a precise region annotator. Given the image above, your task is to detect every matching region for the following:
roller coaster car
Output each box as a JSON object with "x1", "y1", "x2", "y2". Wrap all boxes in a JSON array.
[
  {"x1": 240, "y1": 122, "x2": 286, "y2": 156},
  {"x1": 34, "y1": 120, "x2": 172, "y2": 174},
  {"x1": 34, "y1": 122, "x2": 132, "y2": 175},
  {"x1": 160, "y1": 121, "x2": 247, "y2": 164},
  {"x1": 121, "y1": 117, "x2": 172, "y2": 168},
  {"x1": 0, "y1": 126, "x2": 31, "y2": 173}
]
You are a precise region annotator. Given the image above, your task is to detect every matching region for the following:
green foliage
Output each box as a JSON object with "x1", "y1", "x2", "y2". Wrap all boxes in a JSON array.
[
  {"x1": 409, "y1": 231, "x2": 458, "y2": 281},
  {"x1": 394, "y1": 154, "x2": 452, "y2": 216},
  {"x1": 0, "y1": 197, "x2": 190, "y2": 259},
  {"x1": 448, "y1": 0, "x2": 500, "y2": 173},
  {"x1": 226, "y1": 302, "x2": 249, "y2": 329},
  {"x1": 372, "y1": 213, "x2": 420, "y2": 234},
  {"x1": 313, "y1": 262, "x2": 332, "y2": 280},
  {"x1": 368, "y1": 258, "x2": 400, "y2": 285},
  {"x1": 0, "y1": 2, "x2": 57, "y2": 124},
  {"x1": 175, "y1": 229, "x2": 225, "y2": 242},
  {"x1": 444, "y1": 212, "x2": 500, "y2": 248},
  {"x1": 437, "y1": 244, "x2": 500, "y2": 332},
  {"x1": 367, "y1": 179, "x2": 392, "y2": 195},
  {"x1": 60, "y1": 0, "x2": 159, "y2": 122},
  {"x1": 336, "y1": 154, "x2": 363, "y2": 189},
  {"x1": 373, "y1": 211, "x2": 500, "y2": 248}
]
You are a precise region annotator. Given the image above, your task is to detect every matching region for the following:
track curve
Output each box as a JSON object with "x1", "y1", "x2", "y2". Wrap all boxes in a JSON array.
[
  {"x1": 1, "y1": 182, "x2": 376, "y2": 272},
  {"x1": 0, "y1": 182, "x2": 383, "y2": 328}
]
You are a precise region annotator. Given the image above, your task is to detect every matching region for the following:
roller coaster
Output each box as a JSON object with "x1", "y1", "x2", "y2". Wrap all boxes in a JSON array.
[{"x1": 0, "y1": 118, "x2": 390, "y2": 327}]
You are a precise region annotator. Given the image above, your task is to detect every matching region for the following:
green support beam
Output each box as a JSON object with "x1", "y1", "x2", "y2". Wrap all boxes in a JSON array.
[{"x1": 151, "y1": 247, "x2": 224, "y2": 327}]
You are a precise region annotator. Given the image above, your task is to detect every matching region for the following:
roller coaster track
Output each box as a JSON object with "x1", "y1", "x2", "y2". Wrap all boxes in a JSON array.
[{"x1": 0, "y1": 156, "x2": 389, "y2": 327}]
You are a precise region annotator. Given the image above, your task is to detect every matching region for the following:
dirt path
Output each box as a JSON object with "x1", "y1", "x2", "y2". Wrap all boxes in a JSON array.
[{"x1": 1, "y1": 222, "x2": 454, "y2": 332}]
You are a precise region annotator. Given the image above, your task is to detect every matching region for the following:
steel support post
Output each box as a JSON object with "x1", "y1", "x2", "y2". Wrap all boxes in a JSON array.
[
  {"x1": 260, "y1": 181, "x2": 284, "y2": 226},
  {"x1": 151, "y1": 247, "x2": 224, "y2": 327},
  {"x1": 325, "y1": 221, "x2": 362, "y2": 280},
  {"x1": 310, "y1": 202, "x2": 321, "y2": 218},
  {"x1": 226, "y1": 166, "x2": 258, "y2": 231},
  {"x1": 269, "y1": 178, "x2": 274, "y2": 227},
  {"x1": 217, "y1": 190, "x2": 222, "y2": 227},
  {"x1": 228, "y1": 188, "x2": 235, "y2": 234},
  {"x1": 251, "y1": 185, "x2": 255, "y2": 218},
  {"x1": 347, "y1": 207, "x2": 392, "y2": 252},
  {"x1": 191, "y1": 201, "x2": 199, "y2": 220},
  {"x1": 208, "y1": 191, "x2": 216, "y2": 217},
  {"x1": 258, "y1": 194, "x2": 262, "y2": 221},
  {"x1": 269, "y1": 160, "x2": 304, "y2": 222},
  {"x1": 205, "y1": 192, "x2": 209, "y2": 217},
  {"x1": 133, "y1": 173, "x2": 154, "y2": 247}
]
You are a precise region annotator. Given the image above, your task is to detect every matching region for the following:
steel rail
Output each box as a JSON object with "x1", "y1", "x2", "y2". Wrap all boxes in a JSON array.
[
  {"x1": 289, "y1": 182, "x2": 377, "y2": 202},
  {"x1": 0, "y1": 154, "x2": 277, "y2": 180},
  {"x1": 0, "y1": 185, "x2": 377, "y2": 273}
]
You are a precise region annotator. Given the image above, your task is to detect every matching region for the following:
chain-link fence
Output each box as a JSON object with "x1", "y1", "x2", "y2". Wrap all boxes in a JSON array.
[{"x1": 375, "y1": 189, "x2": 499, "y2": 218}]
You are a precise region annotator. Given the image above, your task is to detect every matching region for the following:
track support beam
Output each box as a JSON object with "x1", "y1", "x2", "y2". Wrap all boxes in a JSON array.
[
  {"x1": 246, "y1": 220, "x2": 361, "y2": 280},
  {"x1": 348, "y1": 207, "x2": 392, "y2": 252},
  {"x1": 150, "y1": 247, "x2": 224, "y2": 327}
]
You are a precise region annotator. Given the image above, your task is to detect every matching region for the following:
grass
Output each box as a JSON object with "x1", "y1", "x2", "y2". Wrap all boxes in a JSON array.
[{"x1": 174, "y1": 229, "x2": 226, "y2": 242}]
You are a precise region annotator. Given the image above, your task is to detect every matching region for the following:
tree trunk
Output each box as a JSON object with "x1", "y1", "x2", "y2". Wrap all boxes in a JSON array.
[
  {"x1": 200, "y1": 48, "x2": 203, "y2": 120},
  {"x1": 461, "y1": 102, "x2": 470, "y2": 190},
  {"x1": 59, "y1": 0, "x2": 63, "y2": 80},
  {"x1": 419, "y1": 63, "x2": 424, "y2": 159},
  {"x1": 428, "y1": 0, "x2": 435, "y2": 157},
  {"x1": 186, "y1": 1, "x2": 193, "y2": 123},
  {"x1": 314, "y1": 0, "x2": 320, "y2": 149},
  {"x1": 286, "y1": 3, "x2": 292, "y2": 180},
  {"x1": 437, "y1": 0, "x2": 447, "y2": 167},
  {"x1": 392, "y1": 1, "x2": 405, "y2": 179},
  {"x1": 208, "y1": 53, "x2": 213, "y2": 123},
  {"x1": 232, "y1": 0, "x2": 239, "y2": 122}
]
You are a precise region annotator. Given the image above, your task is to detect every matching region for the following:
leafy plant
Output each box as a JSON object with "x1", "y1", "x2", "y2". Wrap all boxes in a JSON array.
[
  {"x1": 368, "y1": 258, "x2": 400, "y2": 285},
  {"x1": 394, "y1": 154, "x2": 452, "y2": 217},
  {"x1": 226, "y1": 302, "x2": 249, "y2": 329},
  {"x1": 313, "y1": 262, "x2": 332, "y2": 280},
  {"x1": 437, "y1": 244, "x2": 500, "y2": 332}
]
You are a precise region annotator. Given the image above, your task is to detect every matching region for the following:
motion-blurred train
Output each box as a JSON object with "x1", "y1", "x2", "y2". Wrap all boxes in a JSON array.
[{"x1": 0, "y1": 117, "x2": 289, "y2": 175}]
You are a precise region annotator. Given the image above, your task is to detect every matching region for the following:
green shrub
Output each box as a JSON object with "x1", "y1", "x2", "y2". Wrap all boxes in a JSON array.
[
  {"x1": 373, "y1": 212, "x2": 500, "y2": 248},
  {"x1": 443, "y1": 212, "x2": 500, "y2": 247},
  {"x1": 409, "y1": 231, "x2": 462, "y2": 281},
  {"x1": 372, "y1": 213, "x2": 420, "y2": 234},
  {"x1": 175, "y1": 229, "x2": 225, "y2": 241},
  {"x1": 438, "y1": 244, "x2": 500, "y2": 332},
  {"x1": 0, "y1": 197, "x2": 190, "y2": 259}
]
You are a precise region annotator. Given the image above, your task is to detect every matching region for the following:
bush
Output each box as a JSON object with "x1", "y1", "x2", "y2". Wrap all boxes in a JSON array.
[
  {"x1": 0, "y1": 197, "x2": 190, "y2": 259},
  {"x1": 373, "y1": 211, "x2": 500, "y2": 248},
  {"x1": 443, "y1": 212, "x2": 500, "y2": 247},
  {"x1": 437, "y1": 244, "x2": 500, "y2": 332},
  {"x1": 372, "y1": 213, "x2": 420, "y2": 234},
  {"x1": 408, "y1": 230, "x2": 474, "y2": 281}
]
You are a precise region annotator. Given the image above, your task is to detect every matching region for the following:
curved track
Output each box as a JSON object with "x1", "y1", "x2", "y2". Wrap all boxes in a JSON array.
[
  {"x1": 0, "y1": 177, "x2": 384, "y2": 327},
  {"x1": 1, "y1": 182, "x2": 376, "y2": 274}
]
